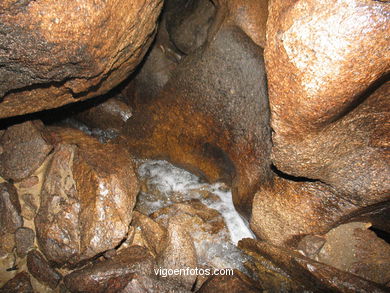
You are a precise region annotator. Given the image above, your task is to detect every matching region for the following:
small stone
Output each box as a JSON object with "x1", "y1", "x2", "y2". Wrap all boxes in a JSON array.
[
  {"x1": 0, "y1": 272, "x2": 34, "y2": 293},
  {"x1": 0, "y1": 183, "x2": 23, "y2": 235},
  {"x1": 27, "y1": 250, "x2": 62, "y2": 289},
  {"x1": 15, "y1": 227, "x2": 35, "y2": 257},
  {"x1": 0, "y1": 121, "x2": 52, "y2": 181},
  {"x1": 297, "y1": 235, "x2": 326, "y2": 258},
  {"x1": 75, "y1": 98, "x2": 133, "y2": 132},
  {"x1": 19, "y1": 194, "x2": 38, "y2": 220}
]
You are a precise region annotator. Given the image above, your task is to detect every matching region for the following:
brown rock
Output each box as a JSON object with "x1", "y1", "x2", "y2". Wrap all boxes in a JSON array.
[
  {"x1": 0, "y1": 183, "x2": 23, "y2": 235},
  {"x1": 0, "y1": 272, "x2": 34, "y2": 293},
  {"x1": 13, "y1": 153, "x2": 52, "y2": 221},
  {"x1": 266, "y1": 0, "x2": 389, "y2": 139},
  {"x1": 250, "y1": 177, "x2": 360, "y2": 247},
  {"x1": 63, "y1": 246, "x2": 155, "y2": 293},
  {"x1": 316, "y1": 222, "x2": 390, "y2": 285},
  {"x1": 198, "y1": 270, "x2": 261, "y2": 293},
  {"x1": 27, "y1": 250, "x2": 62, "y2": 289},
  {"x1": 121, "y1": 24, "x2": 272, "y2": 218},
  {"x1": 0, "y1": 233, "x2": 15, "y2": 257},
  {"x1": 35, "y1": 127, "x2": 139, "y2": 266},
  {"x1": 210, "y1": 0, "x2": 268, "y2": 47},
  {"x1": 151, "y1": 200, "x2": 231, "y2": 266},
  {"x1": 251, "y1": 84, "x2": 390, "y2": 246},
  {"x1": 264, "y1": 0, "x2": 389, "y2": 202},
  {"x1": 0, "y1": 0, "x2": 163, "y2": 118},
  {"x1": 131, "y1": 211, "x2": 167, "y2": 256},
  {"x1": 251, "y1": 0, "x2": 390, "y2": 247},
  {"x1": 15, "y1": 227, "x2": 35, "y2": 257},
  {"x1": 156, "y1": 215, "x2": 198, "y2": 290},
  {"x1": 18, "y1": 194, "x2": 39, "y2": 221},
  {"x1": 239, "y1": 238, "x2": 388, "y2": 293},
  {"x1": 0, "y1": 121, "x2": 52, "y2": 181},
  {"x1": 75, "y1": 97, "x2": 133, "y2": 132},
  {"x1": 297, "y1": 235, "x2": 326, "y2": 259},
  {"x1": 165, "y1": 0, "x2": 216, "y2": 55}
]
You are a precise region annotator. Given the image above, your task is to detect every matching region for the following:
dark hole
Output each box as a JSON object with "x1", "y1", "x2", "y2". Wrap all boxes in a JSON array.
[
  {"x1": 271, "y1": 164, "x2": 317, "y2": 182},
  {"x1": 369, "y1": 226, "x2": 390, "y2": 245}
]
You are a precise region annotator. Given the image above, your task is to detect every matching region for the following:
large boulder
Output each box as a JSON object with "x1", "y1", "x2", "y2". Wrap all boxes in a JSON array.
[
  {"x1": 251, "y1": 0, "x2": 390, "y2": 245},
  {"x1": 0, "y1": 0, "x2": 163, "y2": 118},
  {"x1": 35, "y1": 127, "x2": 139, "y2": 266}
]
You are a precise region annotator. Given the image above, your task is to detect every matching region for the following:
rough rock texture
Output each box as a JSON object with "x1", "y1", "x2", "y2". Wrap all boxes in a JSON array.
[
  {"x1": 0, "y1": 272, "x2": 34, "y2": 293},
  {"x1": 165, "y1": 0, "x2": 216, "y2": 55},
  {"x1": 316, "y1": 222, "x2": 390, "y2": 285},
  {"x1": 0, "y1": 183, "x2": 23, "y2": 235},
  {"x1": 297, "y1": 235, "x2": 326, "y2": 259},
  {"x1": 121, "y1": 24, "x2": 271, "y2": 218},
  {"x1": 15, "y1": 227, "x2": 35, "y2": 257},
  {"x1": 0, "y1": 0, "x2": 163, "y2": 118},
  {"x1": 251, "y1": 0, "x2": 390, "y2": 245},
  {"x1": 198, "y1": 270, "x2": 261, "y2": 293},
  {"x1": 156, "y1": 215, "x2": 198, "y2": 290},
  {"x1": 266, "y1": 0, "x2": 389, "y2": 141},
  {"x1": 27, "y1": 250, "x2": 62, "y2": 289},
  {"x1": 130, "y1": 211, "x2": 167, "y2": 256},
  {"x1": 0, "y1": 121, "x2": 52, "y2": 181},
  {"x1": 209, "y1": 0, "x2": 269, "y2": 47},
  {"x1": 265, "y1": 0, "x2": 390, "y2": 198},
  {"x1": 75, "y1": 97, "x2": 133, "y2": 133},
  {"x1": 250, "y1": 177, "x2": 363, "y2": 246},
  {"x1": 150, "y1": 200, "x2": 230, "y2": 267},
  {"x1": 35, "y1": 127, "x2": 139, "y2": 266},
  {"x1": 239, "y1": 238, "x2": 389, "y2": 293},
  {"x1": 63, "y1": 246, "x2": 155, "y2": 293}
]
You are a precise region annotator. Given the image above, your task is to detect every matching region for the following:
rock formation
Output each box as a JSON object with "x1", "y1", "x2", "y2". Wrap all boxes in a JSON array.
[{"x1": 0, "y1": 0, "x2": 163, "y2": 118}]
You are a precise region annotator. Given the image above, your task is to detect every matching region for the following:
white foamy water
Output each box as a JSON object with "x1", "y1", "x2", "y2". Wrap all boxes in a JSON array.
[{"x1": 136, "y1": 160, "x2": 255, "y2": 245}]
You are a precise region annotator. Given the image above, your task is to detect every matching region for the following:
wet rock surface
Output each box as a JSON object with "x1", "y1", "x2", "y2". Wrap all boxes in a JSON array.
[
  {"x1": 35, "y1": 127, "x2": 139, "y2": 266},
  {"x1": 121, "y1": 23, "x2": 272, "y2": 218},
  {"x1": 0, "y1": 272, "x2": 34, "y2": 293},
  {"x1": 74, "y1": 97, "x2": 133, "y2": 133},
  {"x1": 0, "y1": 0, "x2": 163, "y2": 118},
  {"x1": 250, "y1": 0, "x2": 390, "y2": 247},
  {"x1": 27, "y1": 250, "x2": 62, "y2": 289},
  {"x1": 0, "y1": 121, "x2": 52, "y2": 181}
]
